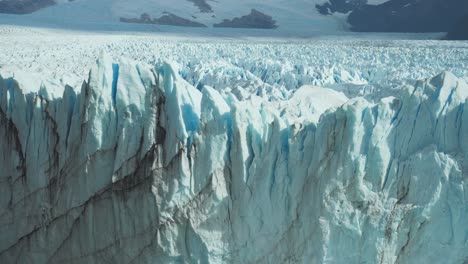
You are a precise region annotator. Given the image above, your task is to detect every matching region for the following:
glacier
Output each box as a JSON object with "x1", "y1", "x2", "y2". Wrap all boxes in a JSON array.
[{"x1": 0, "y1": 50, "x2": 467, "y2": 263}]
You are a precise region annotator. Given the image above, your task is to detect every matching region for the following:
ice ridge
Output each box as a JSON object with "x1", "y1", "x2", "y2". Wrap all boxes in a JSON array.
[{"x1": 0, "y1": 55, "x2": 467, "y2": 264}]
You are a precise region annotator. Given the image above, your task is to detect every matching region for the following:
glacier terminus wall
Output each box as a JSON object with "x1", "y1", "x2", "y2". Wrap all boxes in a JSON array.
[{"x1": 0, "y1": 54, "x2": 467, "y2": 264}]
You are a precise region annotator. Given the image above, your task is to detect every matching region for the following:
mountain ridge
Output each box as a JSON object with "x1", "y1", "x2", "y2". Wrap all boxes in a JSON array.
[{"x1": 0, "y1": 0, "x2": 465, "y2": 35}]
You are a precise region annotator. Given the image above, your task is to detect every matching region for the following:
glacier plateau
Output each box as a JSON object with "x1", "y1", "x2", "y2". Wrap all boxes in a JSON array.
[{"x1": 0, "y1": 49, "x2": 468, "y2": 263}]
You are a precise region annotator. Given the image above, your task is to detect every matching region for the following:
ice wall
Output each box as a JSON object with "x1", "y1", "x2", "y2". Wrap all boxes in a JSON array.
[{"x1": 0, "y1": 55, "x2": 467, "y2": 263}]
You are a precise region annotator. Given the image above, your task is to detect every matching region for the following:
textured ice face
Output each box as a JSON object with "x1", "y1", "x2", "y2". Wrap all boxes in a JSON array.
[{"x1": 0, "y1": 51, "x2": 467, "y2": 263}]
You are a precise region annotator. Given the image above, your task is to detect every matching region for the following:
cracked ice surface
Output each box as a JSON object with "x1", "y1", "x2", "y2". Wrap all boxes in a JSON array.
[
  {"x1": 0, "y1": 27, "x2": 468, "y2": 263},
  {"x1": 1, "y1": 27, "x2": 468, "y2": 101}
]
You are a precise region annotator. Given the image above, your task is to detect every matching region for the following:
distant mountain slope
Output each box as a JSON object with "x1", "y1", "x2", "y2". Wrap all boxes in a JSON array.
[
  {"x1": 0, "y1": 0, "x2": 464, "y2": 35},
  {"x1": 318, "y1": 0, "x2": 467, "y2": 33},
  {"x1": 316, "y1": 0, "x2": 366, "y2": 15},
  {"x1": 348, "y1": 0, "x2": 468, "y2": 32},
  {"x1": 0, "y1": 0, "x2": 56, "y2": 14},
  {"x1": 445, "y1": 15, "x2": 468, "y2": 40},
  {"x1": 0, "y1": 0, "x2": 343, "y2": 34}
]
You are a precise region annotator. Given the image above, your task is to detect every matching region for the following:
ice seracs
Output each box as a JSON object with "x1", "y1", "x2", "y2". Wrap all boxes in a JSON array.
[
  {"x1": 0, "y1": 54, "x2": 467, "y2": 263},
  {"x1": 283, "y1": 85, "x2": 348, "y2": 124}
]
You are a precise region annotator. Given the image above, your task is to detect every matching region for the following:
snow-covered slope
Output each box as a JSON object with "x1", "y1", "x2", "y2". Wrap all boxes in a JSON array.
[
  {"x1": 0, "y1": 30, "x2": 468, "y2": 263},
  {"x1": 0, "y1": 0, "x2": 346, "y2": 34},
  {"x1": 0, "y1": 0, "x2": 57, "y2": 14},
  {"x1": 1, "y1": 0, "x2": 465, "y2": 35}
]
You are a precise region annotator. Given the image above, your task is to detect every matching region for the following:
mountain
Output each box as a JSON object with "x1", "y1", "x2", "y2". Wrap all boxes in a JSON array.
[
  {"x1": 445, "y1": 15, "x2": 468, "y2": 40},
  {"x1": 0, "y1": 0, "x2": 464, "y2": 34},
  {"x1": 0, "y1": 0, "x2": 56, "y2": 14},
  {"x1": 0, "y1": 0, "x2": 344, "y2": 34},
  {"x1": 317, "y1": 0, "x2": 468, "y2": 33},
  {"x1": 1, "y1": 52, "x2": 468, "y2": 263},
  {"x1": 347, "y1": 0, "x2": 468, "y2": 32},
  {"x1": 316, "y1": 0, "x2": 368, "y2": 15}
]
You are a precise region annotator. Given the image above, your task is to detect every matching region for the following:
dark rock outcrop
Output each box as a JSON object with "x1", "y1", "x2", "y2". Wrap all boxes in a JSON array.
[
  {"x1": 316, "y1": 0, "x2": 366, "y2": 15},
  {"x1": 214, "y1": 9, "x2": 278, "y2": 29},
  {"x1": 187, "y1": 0, "x2": 213, "y2": 13}
]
